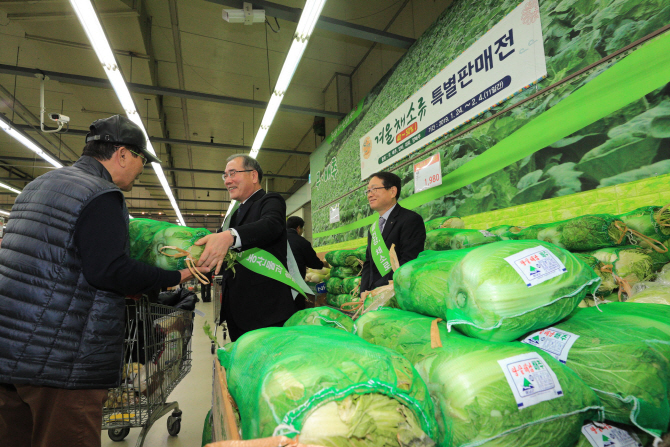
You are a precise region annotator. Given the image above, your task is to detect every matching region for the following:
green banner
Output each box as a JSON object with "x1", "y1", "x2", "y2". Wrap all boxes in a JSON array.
[
  {"x1": 235, "y1": 248, "x2": 307, "y2": 298},
  {"x1": 369, "y1": 219, "x2": 392, "y2": 277},
  {"x1": 313, "y1": 30, "x2": 670, "y2": 239}
]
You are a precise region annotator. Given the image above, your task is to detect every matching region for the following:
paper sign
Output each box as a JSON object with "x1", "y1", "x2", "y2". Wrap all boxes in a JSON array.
[
  {"x1": 521, "y1": 327, "x2": 580, "y2": 364},
  {"x1": 414, "y1": 154, "x2": 442, "y2": 193},
  {"x1": 504, "y1": 246, "x2": 567, "y2": 287},
  {"x1": 581, "y1": 423, "x2": 642, "y2": 447},
  {"x1": 329, "y1": 203, "x2": 340, "y2": 224},
  {"x1": 498, "y1": 352, "x2": 563, "y2": 409}
]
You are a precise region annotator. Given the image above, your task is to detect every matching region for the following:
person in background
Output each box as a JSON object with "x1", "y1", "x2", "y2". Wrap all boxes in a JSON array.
[
  {"x1": 0, "y1": 115, "x2": 207, "y2": 447},
  {"x1": 195, "y1": 154, "x2": 296, "y2": 341},
  {"x1": 286, "y1": 216, "x2": 327, "y2": 310},
  {"x1": 360, "y1": 171, "x2": 426, "y2": 296}
]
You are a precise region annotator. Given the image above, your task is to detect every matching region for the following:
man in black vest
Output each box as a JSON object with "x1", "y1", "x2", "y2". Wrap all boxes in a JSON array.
[
  {"x1": 360, "y1": 171, "x2": 426, "y2": 295},
  {"x1": 196, "y1": 154, "x2": 296, "y2": 341},
  {"x1": 0, "y1": 115, "x2": 207, "y2": 447}
]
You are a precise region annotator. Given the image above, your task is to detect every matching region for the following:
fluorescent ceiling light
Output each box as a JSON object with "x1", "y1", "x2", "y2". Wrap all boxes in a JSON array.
[
  {"x1": 0, "y1": 209, "x2": 10, "y2": 216},
  {"x1": 0, "y1": 181, "x2": 21, "y2": 195},
  {"x1": 69, "y1": 0, "x2": 186, "y2": 226},
  {"x1": 0, "y1": 114, "x2": 64, "y2": 169},
  {"x1": 225, "y1": 0, "x2": 326, "y2": 220}
]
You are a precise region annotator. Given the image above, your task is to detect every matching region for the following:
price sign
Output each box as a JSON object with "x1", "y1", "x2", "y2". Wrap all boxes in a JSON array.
[
  {"x1": 414, "y1": 154, "x2": 442, "y2": 194},
  {"x1": 329, "y1": 203, "x2": 340, "y2": 224}
]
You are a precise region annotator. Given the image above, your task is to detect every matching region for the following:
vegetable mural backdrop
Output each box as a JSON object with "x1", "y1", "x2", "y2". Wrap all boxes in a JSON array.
[{"x1": 310, "y1": 0, "x2": 670, "y2": 248}]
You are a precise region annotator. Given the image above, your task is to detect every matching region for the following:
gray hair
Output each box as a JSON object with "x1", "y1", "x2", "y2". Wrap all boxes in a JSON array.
[{"x1": 226, "y1": 154, "x2": 263, "y2": 182}]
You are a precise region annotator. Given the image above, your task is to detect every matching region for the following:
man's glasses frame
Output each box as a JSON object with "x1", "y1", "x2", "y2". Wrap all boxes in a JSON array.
[
  {"x1": 222, "y1": 169, "x2": 254, "y2": 180},
  {"x1": 365, "y1": 186, "x2": 390, "y2": 195}
]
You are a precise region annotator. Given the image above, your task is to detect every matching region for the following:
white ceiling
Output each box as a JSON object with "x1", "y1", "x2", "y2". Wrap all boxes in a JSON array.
[{"x1": 0, "y1": 0, "x2": 452, "y2": 230}]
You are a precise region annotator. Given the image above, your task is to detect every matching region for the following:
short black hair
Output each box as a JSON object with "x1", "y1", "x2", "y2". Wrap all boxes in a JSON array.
[
  {"x1": 287, "y1": 216, "x2": 305, "y2": 230},
  {"x1": 82, "y1": 141, "x2": 141, "y2": 161},
  {"x1": 369, "y1": 171, "x2": 401, "y2": 199},
  {"x1": 226, "y1": 154, "x2": 263, "y2": 182}
]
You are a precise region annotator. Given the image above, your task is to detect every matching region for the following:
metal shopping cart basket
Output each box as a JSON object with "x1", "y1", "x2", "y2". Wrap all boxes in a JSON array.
[{"x1": 102, "y1": 296, "x2": 193, "y2": 445}]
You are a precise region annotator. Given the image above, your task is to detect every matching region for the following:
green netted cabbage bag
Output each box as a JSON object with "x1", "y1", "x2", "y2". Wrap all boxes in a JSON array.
[
  {"x1": 326, "y1": 293, "x2": 354, "y2": 309},
  {"x1": 574, "y1": 422, "x2": 651, "y2": 447},
  {"x1": 522, "y1": 304, "x2": 670, "y2": 439},
  {"x1": 325, "y1": 249, "x2": 362, "y2": 267},
  {"x1": 356, "y1": 309, "x2": 603, "y2": 447},
  {"x1": 487, "y1": 225, "x2": 525, "y2": 240},
  {"x1": 129, "y1": 218, "x2": 210, "y2": 270},
  {"x1": 331, "y1": 265, "x2": 361, "y2": 278},
  {"x1": 343, "y1": 276, "x2": 362, "y2": 295},
  {"x1": 326, "y1": 277, "x2": 344, "y2": 295},
  {"x1": 425, "y1": 228, "x2": 500, "y2": 251},
  {"x1": 589, "y1": 247, "x2": 654, "y2": 287},
  {"x1": 572, "y1": 253, "x2": 617, "y2": 295},
  {"x1": 394, "y1": 241, "x2": 600, "y2": 342},
  {"x1": 283, "y1": 307, "x2": 354, "y2": 332},
  {"x1": 424, "y1": 216, "x2": 465, "y2": 232},
  {"x1": 354, "y1": 246, "x2": 367, "y2": 262},
  {"x1": 217, "y1": 326, "x2": 437, "y2": 444},
  {"x1": 515, "y1": 214, "x2": 627, "y2": 251},
  {"x1": 617, "y1": 206, "x2": 670, "y2": 244}
]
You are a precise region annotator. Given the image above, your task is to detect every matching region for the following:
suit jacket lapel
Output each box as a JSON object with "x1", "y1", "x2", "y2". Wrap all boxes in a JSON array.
[
  {"x1": 235, "y1": 189, "x2": 265, "y2": 225},
  {"x1": 381, "y1": 204, "x2": 401, "y2": 239}
]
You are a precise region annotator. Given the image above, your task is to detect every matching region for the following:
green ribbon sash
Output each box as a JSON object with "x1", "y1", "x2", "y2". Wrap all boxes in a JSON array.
[
  {"x1": 234, "y1": 248, "x2": 307, "y2": 298},
  {"x1": 370, "y1": 219, "x2": 392, "y2": 277}
]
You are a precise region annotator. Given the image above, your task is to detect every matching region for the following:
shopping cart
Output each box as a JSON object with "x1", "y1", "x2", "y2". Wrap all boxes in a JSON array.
[
  {"x1": 211, "y1": 275, "x2": 227, "y2": 353},
  {"x1": 102, "y1": 296, "x2": 193, "y2": 446}
]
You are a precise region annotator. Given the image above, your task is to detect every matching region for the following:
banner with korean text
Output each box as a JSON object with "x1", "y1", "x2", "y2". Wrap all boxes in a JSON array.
[{"x1": 359, "y1": 0, "x2": 546, "y2": 180}]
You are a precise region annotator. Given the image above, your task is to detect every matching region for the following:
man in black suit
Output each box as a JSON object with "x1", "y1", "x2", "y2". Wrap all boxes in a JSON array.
[
  {"x1": 286, "y1": 216, "x2": 326, "y2": 280},
  {"x1": 360, "y1": 171, "x2": 426, "y2": 295},
  {"x1": 195, "y1": 154, "x2": 296, "y2": 341}
]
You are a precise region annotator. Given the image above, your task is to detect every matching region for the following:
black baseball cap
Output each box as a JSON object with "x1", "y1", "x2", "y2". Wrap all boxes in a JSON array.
[{"x1": 86, "y1": 115, "x2": 161, "y2": 164}]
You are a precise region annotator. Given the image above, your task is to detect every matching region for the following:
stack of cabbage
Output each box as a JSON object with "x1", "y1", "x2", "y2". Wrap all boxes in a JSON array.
[
  {"x1": 325, "y1": 248, "x2": 364, "y2": 308},
  {"x1": 283, "y1": 307, "x2": 354, "y2": 333},
  {"x1": 521, "y1": 303, "x2": 670, "y2": 440},
  {"x1": 394, "y1": 240, "x2": 600, "y2": 341},
  {"x1": 355, "y1": 309, "x2": 603, "y2": 447},
  {"x1": 217, "y1": 326, "x2": 436, "y2": 446},
  {"x1": 424, "y1": 216, "x2": 465, "y2": 231},
  {"x1": 305, "y1": 266, "x2": 330, "y2": 283},
  {"x1": 129, "y1": 218, "x2": 210, "y2": 270},
  {"x1": 424, "y1": 228, "x2": 500, "y2": 251}
]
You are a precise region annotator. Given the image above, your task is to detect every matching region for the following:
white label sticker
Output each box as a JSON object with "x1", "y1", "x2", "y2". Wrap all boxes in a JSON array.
[
  {"x1": 521, "y1": 327, "x2": 580, "y2": 364},
  {"x1": 413, "y1": 154, "x2": 442, "y2": 193},
  {"x1": 479, "y1": 230, "x2": 496, "y2": 238},
  {"x1": 498, "y1": 352, "x2": 563, "y2": 410},
  {"x1": 504, "y1": 245, "x2": 567, "y2": 287},
  {"x1": 581, "y1": 423, "x2": 642, "y2": 447},
  {"x1": 329, "y1": 203, "x2": 340, "y2": 224}
]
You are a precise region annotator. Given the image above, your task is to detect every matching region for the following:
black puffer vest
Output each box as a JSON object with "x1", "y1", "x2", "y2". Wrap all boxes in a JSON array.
[{"x1": 0, "y1": 156, "x2": 127, "y2": 389}]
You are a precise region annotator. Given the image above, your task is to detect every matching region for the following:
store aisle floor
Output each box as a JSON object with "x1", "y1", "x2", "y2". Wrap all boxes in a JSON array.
[{"x1": 102, "y1": 297, "x2": 223, "y2": 447}]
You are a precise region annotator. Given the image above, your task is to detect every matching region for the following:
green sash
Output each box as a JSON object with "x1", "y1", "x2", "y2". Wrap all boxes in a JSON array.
[
  {"x1": 221, "y1": 200, "x2": 311, "y2": 298},
  {"x1": 370, "y1": 219, "x2": 392, "y2": 276}
]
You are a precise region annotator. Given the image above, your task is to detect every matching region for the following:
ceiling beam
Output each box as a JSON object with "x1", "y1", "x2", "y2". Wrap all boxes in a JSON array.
[
  {"x1": 162, "y1": 166, "x2": 307, "y2": 179},
  {"x1": 13, "y1": 124, "x2": 312, "y2": 156},
  {"x1": 206, "y1": 0, "x2": 416, "y2": 49},
  {"x1": 0, "y1": 64, "x2": 346, "y2": 119},
  {"x1": 137, "y1": 184, "x2": 291, "y2": 195}
]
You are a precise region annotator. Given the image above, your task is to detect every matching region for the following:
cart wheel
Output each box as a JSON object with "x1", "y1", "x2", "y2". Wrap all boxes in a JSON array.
[
  {"x1": 167, "y1": 417, "x2": 181, "y2": 436},
  {"x1": 108, "y1": 427, "x2": 130, "y2": 442}
]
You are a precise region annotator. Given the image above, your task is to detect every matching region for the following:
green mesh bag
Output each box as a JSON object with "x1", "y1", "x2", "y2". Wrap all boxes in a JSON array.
[
  {"x1": 589, "y1": 247, "x2": 654, "y2": 288},
  {"x1": 521, "y1": 304, "x2": 670, "y2": 439},
  {"x1": 424, "y1": 228, "x2": 500, "y2": 251},
  {"x1": 216, "y1": 326, "x2": 437, "y2": 444},
  {"x1": 325, "y1": 249, "x2": 362, "y2": 267},
  {"x1": 424, "y1": 216, "x2": 465, "y2": 232},
  {"x1": 617, "y1": 205, "x2": 670, "y2": 245},
  {"x1": 343, "y1": 276, "x2": 362, "y2": 295},
  {"x1": 284, "y1": 307, "x2": 354, "y2": 333},
  {"x1": 129, "y1": 218, "x2": 210, "y2": 270},
  {"x1": 393, "y1": 241, "x2": 600, "y2": 342},
  {"x1": 573, "y1": 253, "x2": 617, "y2": 295},
  {"x1": 326, "y1": 293, "x2": 353, "y2": 308},
  {"x1": 354, "y1": 245, "x2": 367, "y2": 262},
  {"x1": 326, "y1": 277, "x2": 344, "y2": 295},
  {"x1": 515, "y1": 214, "x2": 627, "y2": 251},
  {"x1": 356, "y1": 310, "x2": 602, "y2": 447},
  {"x1": 574, "y1": 422, "x2": 651, "y2": 447},
  {"x1": 487, "y1": 225, "x2": 525, "y2": 240},
  {"x1": 331, "y1": 265, "x2": 361, "y2": 278}
]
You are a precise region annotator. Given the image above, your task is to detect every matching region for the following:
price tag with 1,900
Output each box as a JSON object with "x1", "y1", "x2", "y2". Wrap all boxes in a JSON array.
[{"x1": 414, "y1": 154, "x2": 442, "y2": 194}]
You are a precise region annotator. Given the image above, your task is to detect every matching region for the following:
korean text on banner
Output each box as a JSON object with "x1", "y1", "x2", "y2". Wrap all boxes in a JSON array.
[{"x1": 359, "y1": 0, "x2": 546, "y2": 180}]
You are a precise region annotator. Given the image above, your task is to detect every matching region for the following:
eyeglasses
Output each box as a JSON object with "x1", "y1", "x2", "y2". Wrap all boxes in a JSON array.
[
  {"x1": 222, "y1": 169, "x2": 253, "y2": 180},
  {"x1": 365, "y1": 186, "x2": 390, "y2": 195},
  {"x1": 126, "y1": 148, "x2": 148, "y2": 166}
]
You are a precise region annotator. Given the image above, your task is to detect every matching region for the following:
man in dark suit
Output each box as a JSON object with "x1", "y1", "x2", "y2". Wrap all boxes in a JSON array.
[
  {"x1": 195, "y1": 154, "x2": 296, "y2": 341},
  {"x1": 286, "y1": 216, "x2": 326, "y2": 280},
  {"x1": 360, "y1": 171, "x2": 426, "y2": 295}
]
